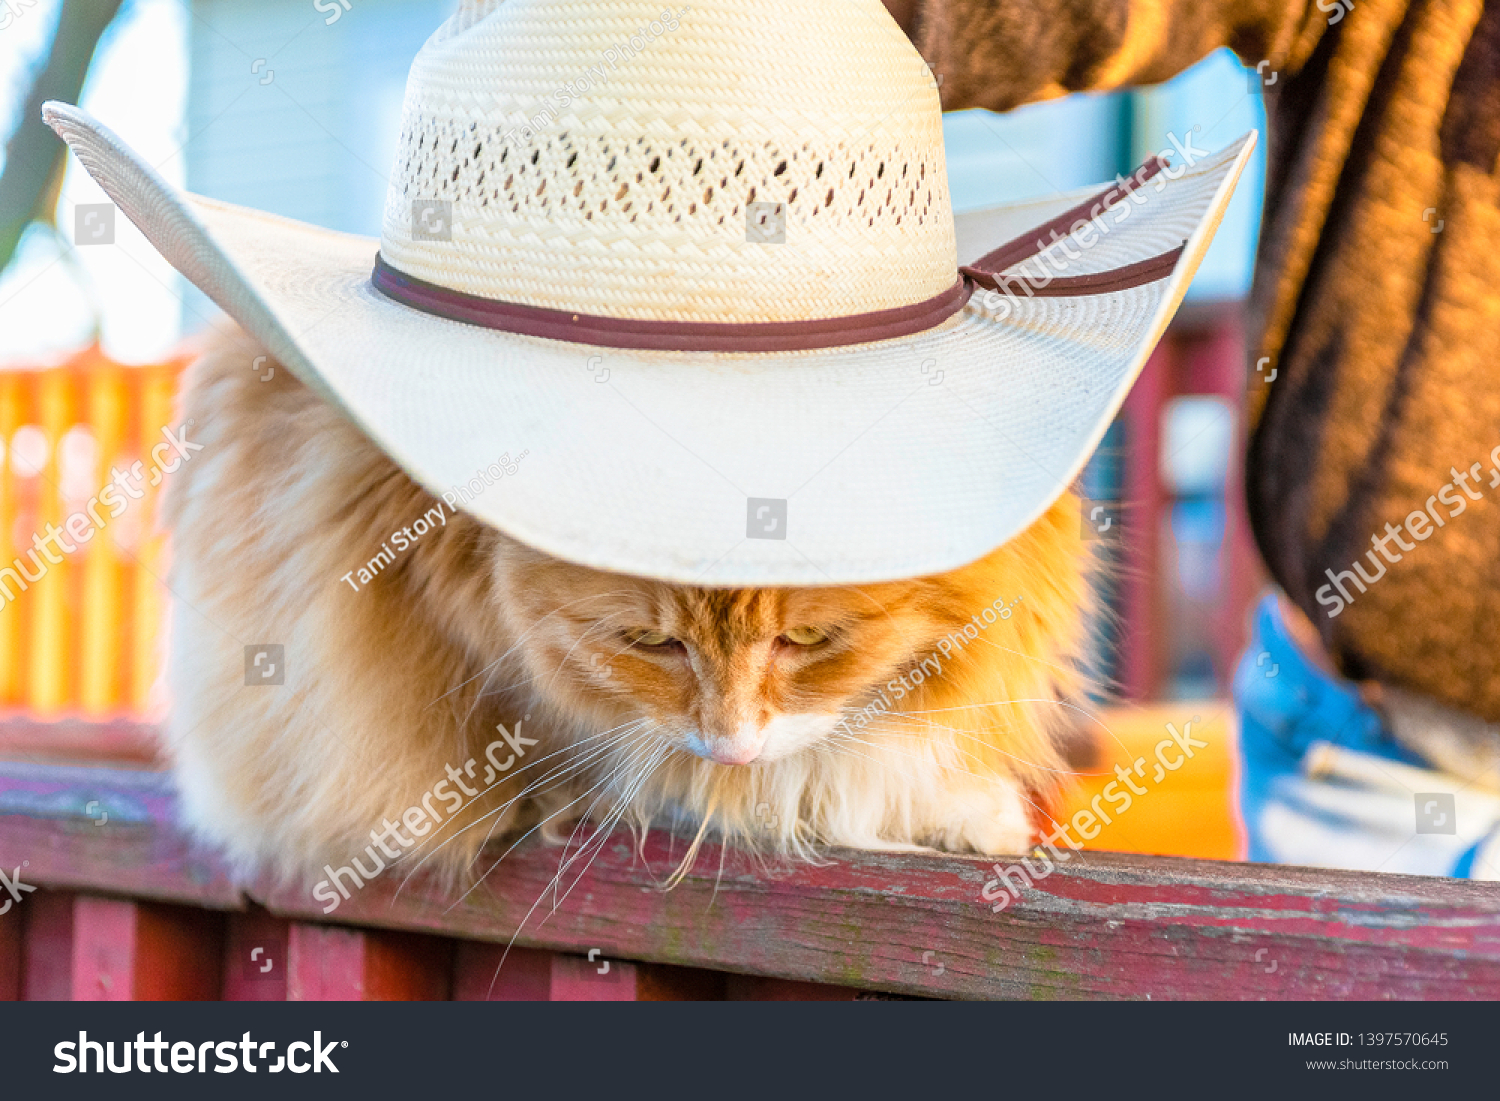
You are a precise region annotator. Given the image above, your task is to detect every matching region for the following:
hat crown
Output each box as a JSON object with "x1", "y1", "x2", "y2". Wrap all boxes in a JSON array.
[{"x1": 379, "y1": 0, "x2": 957, "y2": 325}]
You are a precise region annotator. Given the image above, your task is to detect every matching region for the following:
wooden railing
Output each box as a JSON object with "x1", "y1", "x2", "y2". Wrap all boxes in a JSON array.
[{"x1": 3, "y1": 752, "x2": 1499, "y2": 1000}]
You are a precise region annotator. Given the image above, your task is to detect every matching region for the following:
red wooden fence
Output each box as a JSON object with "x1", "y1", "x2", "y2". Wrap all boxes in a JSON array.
[{"x1": 2, "y1": 755, "x2": 1498, "y2": 1000}]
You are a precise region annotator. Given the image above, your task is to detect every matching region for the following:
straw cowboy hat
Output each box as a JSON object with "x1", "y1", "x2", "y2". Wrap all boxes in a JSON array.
[{"x1": 43, "y1": 0, "x2": 1255, "y2": 585}]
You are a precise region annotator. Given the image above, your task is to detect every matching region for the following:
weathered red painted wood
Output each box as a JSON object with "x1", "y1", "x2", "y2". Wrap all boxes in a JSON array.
[
  {"x1": 0, "y1": 895, "x2": 19, "y2": 1000},
  {"x1": 6, "y1": 759, "x2": 1500, "y2": 999},
  {"x1": 287, "y1": 922, "x2": 451, "y2": 1001},
  {"x1": 547, "y1": 952, "x2": 641, "y2": 1001},
  {"x1": 0, "y1": 761, "x2": 239, "y2": 909},
  {"x1": 69, "y1": 895, "x2": 222, "y2": 1000},
  {"x1": 22, "y1": 889, "x2": 75, "y2": 1000},
  {"x1": 69, "y1": 896, "x2": 134, "y2": 1001},
  {"x1": 222, "y1": 909, "x2": 289, "y2": 1001},
  {"x1": 452, "y1": 942, "x2": 726, "y2": 1000},
  {"x1": 0, "y1": 716, "x2": 160, "y2": 765},
  {"x1": 452, "y1": 942, "x2": 553, "y2": 1000}
]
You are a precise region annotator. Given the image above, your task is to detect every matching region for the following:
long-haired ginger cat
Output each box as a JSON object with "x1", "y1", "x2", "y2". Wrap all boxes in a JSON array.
[{"x1": 162, "y1": 327, "x2": 1094, "y2": 894}]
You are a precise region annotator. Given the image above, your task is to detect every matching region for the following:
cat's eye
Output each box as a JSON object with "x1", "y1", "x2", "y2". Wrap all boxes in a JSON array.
[
  {"x1": 626, "y1": 629, "x2": 677, "y2": 647},
  {"x1": 781, "y1": 626, "x2": 828, "y2": 646}
]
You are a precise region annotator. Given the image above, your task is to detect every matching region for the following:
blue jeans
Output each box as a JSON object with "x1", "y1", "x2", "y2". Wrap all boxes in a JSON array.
[{"x1": 1232, "y1": 594, "x2": 1499, "y2": 878}]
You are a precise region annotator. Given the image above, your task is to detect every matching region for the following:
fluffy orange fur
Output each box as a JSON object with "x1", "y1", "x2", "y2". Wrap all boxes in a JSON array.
[{"x1": 162, "y1": 326, "x2": 1095, "y2": 888}]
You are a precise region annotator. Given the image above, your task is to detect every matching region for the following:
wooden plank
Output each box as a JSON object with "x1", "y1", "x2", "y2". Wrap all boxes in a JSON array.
[
  {"x1": 0, "y1": 760, "x2": 239, "y2": 908},
  {"x1": 0, "y1": 889, "x2": 19, "y2": 999},
  {"x1": 452, "y1": 942, "x2": 552, "y2": 1001},
  {"x1": 69, "y1": 895, "x2": 222, "y2": 1000},
  {"x1": 222, "y1": 908, "x2": 289, "y2": 1001},
  {"x1": 5, "y1": 755, "x2": 1500, "y2": 999},
  {"x1": 20, "y1": 889, "x2": 74, "y2": 1000},
  {"x1": 0, "y1": 715, "x2": 160, "y2": 764},
  {"x1": 451, "y1": 942, "x2": 726, "y2": 1000},
  {"x1": 287, "y1": 923, "x2": 451, "y2": 1001}
]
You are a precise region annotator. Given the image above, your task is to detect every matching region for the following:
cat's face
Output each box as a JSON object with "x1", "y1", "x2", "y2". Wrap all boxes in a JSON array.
[{"x1": 493, "y1": 541, "x2": 963, "y2": 765}]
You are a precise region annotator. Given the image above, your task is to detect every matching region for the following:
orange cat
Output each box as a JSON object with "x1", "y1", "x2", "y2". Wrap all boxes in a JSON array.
[{"x1": 162, "y1": 326, "x2": 1094, "y2": 897}]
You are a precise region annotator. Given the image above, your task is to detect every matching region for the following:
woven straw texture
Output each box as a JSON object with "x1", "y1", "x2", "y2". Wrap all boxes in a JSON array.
[
  {"x1": 379, "y1": 0, "x2": 954, "y2": 322},
  {"x1": 41, "y1": 26, "x2": 1255, "y2": 585}
]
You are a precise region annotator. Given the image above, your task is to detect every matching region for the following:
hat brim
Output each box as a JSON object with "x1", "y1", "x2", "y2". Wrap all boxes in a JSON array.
[{"x1": 45, "y1": 102, "x2": 1254, "y2": 586}]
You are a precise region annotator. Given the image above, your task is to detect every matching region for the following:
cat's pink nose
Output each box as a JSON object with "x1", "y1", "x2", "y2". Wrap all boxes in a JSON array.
[
  {"x1": 708, "y1": 743, "x2": 760, "y2": 765},
  {"x1": 702, "y1": 726, "x2": 767, "y2": 765}
]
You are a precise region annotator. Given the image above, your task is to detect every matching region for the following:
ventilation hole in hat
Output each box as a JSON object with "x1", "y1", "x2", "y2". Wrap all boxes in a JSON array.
[{"x1": 385, "y1": 122, "x2": 956, "y2": 315}]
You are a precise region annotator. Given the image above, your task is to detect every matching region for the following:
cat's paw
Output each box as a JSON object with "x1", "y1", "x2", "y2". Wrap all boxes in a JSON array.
[{"x1": 928, "y1": 784, "x2": 1036, "y2": 856}]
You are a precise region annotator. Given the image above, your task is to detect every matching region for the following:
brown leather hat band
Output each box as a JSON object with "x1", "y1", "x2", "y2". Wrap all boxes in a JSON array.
[{"x1": 370, "y1": 156, "x2": 1184, "y2": 353}]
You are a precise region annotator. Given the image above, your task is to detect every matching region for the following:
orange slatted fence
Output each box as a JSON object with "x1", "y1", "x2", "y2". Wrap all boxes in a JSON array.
[{"x1": 0, "y1": 348, "x2": 187, "y2": 740}]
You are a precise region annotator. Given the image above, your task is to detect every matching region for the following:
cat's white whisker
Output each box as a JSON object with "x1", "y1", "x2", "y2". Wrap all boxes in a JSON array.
[
  {"x1": 440, "y1": 728, "x2": 663, "y2": 913},
  {"x1": 550, "y1": 740, "x2": 671, "y2": 913},
  {"x1": 550, "y1": 731, "x2": 669, "y2": 905},
  {"x1": 390, "y1": 720, "x2": 654, "y2": 895}
]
